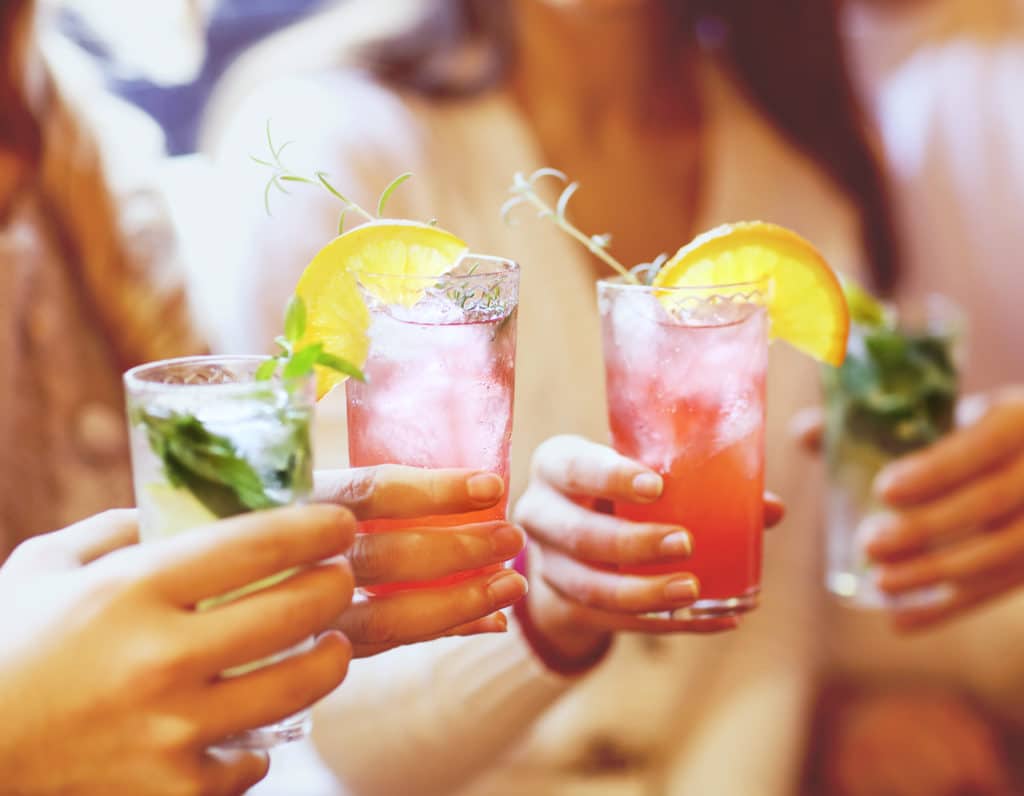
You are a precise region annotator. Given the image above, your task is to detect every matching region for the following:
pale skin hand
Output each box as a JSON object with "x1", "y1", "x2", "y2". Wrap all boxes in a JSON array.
[
  {"x1": 794, "y1": 390, "x2": 1024, "y2": 630},
  {"x1": 513, "y1": 435, "x2": 786, "y2": 662},
  {"x1": 314, "y1": 466, "x2": 528, "y2": 658},
  {"x1": 0, "y1": 505, "x2": 356, "y2": 796},
  {"x1": 864, "y1": 390, "x2": 1024, "y2": 630}
]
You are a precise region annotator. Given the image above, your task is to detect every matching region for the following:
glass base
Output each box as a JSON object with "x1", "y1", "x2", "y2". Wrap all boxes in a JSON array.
[
  {"x1": 680, "y1": 589, "x2": 760, "y2": 619},
  {"x1": 644, "y1": 589, "x2": 759, "y2": 620},
  {"x1": 828, "y1": 570, "x2": 952, "y2": 612},
  {"x1": 214, "y1": 709, "x2": 311, "y2": 751}
]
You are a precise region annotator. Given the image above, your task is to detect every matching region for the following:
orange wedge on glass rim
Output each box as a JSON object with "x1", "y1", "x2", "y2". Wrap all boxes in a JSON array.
[
  {"x1": 652, "y1": 221, "x2": 850, "y2": 366},
  {"x1": 294, "y1": 219, "x2": 469, "y2": 397}
]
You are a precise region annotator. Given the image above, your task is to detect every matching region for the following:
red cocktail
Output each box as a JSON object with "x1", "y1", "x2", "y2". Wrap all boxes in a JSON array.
[{"x1": 599, "y1": 279, "x2": 767, "y2": 617}]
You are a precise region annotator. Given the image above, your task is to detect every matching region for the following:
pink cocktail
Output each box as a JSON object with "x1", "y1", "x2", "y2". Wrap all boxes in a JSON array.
[
  {"x1": 346, "y1": 256, "x2": 519, "y2": 591},
  {"x1": 599, "y1": 279, "x2": 768, "y2": 617}
]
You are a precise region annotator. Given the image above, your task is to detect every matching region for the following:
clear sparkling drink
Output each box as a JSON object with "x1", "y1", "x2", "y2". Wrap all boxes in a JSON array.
[{"x1": 124, "y1": 355, "x2": 315, "y2": 749}]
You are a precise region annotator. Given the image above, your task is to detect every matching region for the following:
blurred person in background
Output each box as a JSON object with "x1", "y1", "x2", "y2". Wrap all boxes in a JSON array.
[
  {"x1": 0, "y1": 0, "x2": 206, "y2": 555},
  {"x1": 201, "y1": 1, "x2": 907, "y2": 794},
  {"x1": 804, "y1": 0, "x2": 1024, "y2": 793}
]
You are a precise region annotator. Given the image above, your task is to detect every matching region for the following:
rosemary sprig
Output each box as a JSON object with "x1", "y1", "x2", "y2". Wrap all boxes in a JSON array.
[
  {"x1": 253, "y1": 121, "x2": 417, "y2": 233},
  {"x1": 502, "y1": 169, "x2": 641, "y2": 285}
]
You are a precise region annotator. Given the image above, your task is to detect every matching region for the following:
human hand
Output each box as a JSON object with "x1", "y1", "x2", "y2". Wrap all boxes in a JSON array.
[
  {"x1": 825, "y1": 689, "x2": 1013, "y2": 796},
  {"x1": 513, "y1": 436, "x2": 785, "y2": 665},
  {"x1": 863, "y1": 391, "x2": 1024, "y2": 630},
  {"x1": 315, "y1": 466, "x2": 528, "y2": 657},
  {"x1": 0, "y1": 506, "x2": 354, "y2": 796}
]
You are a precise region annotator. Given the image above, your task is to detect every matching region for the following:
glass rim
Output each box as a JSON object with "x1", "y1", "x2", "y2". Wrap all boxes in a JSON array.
[
  {"x1": 124, "y1": 354, "x2": 311, "y2": 398},
  {"x1": 353, "y1": 253, "x2": 519, "y2": 282},
  {"x1": 596, "y1": 275, "x2": 767, "y2": 295}
]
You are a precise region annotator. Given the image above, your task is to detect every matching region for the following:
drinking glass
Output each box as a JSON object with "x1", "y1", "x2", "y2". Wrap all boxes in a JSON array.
[
  {"x1": 822, "y1": 295, "x2": 963, "y2": 607},
  {"x1": 346, "y1": 255, "x2": 519, "y2": 592},
  {"x1": 124, "y1": 355, "x2": 315, "y2": 748},
  {"x1": 598, "y1": 279, "x2": 768, "y2": 618}
]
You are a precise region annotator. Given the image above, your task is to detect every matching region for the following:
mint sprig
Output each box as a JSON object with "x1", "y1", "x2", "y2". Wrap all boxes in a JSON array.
[
  {"x1": 256, "y1": 295, "x2": 366, "y2": 384},
  {"x1": 137, "y1": 411, "x2": 280, "y2": 517}
]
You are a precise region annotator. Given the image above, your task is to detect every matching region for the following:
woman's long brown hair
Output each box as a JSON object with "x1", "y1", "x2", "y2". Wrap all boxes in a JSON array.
[
  {"x1": 365, "y1": 0, "x2": 900, "y2": 294},
  {"x1": 0, "y1": 0, "x2": 42, "y2": 220}
]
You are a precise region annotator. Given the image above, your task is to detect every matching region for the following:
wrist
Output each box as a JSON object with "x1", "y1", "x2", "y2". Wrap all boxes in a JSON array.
[{"x1": 513, "y1": 549, "x2": 612, "y2": 675}]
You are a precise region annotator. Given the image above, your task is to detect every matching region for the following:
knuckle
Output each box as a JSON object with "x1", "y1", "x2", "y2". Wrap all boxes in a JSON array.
[
  {"x1": 349, "y1": 605, "x2": 400, "y2": 646},
  {"x1": 347, "y1": 535, "x2": 389, "y2": 584},
  {"x1": 336, "y1": 467, "x2": 380, "y2": 513}
]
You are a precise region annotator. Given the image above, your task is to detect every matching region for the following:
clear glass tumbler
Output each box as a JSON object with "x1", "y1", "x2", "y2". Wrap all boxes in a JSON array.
[
  {"x1": 822, "y1": 295, "x2": 963, "y2": 607},
  {"x1": 124, "y1": 355, "x2": 315, "y2": 749},
  {"x1": 598, "y1": 279, "x2": 768, "y2": 618},
  {"x1": 345, "y1": 255, "x2": 519, "y2": 592}
]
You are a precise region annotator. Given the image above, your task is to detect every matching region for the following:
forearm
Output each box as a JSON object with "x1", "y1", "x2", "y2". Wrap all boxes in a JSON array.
[{"x1": 311, "y1": 630, "x2": 575, "y2": 796}]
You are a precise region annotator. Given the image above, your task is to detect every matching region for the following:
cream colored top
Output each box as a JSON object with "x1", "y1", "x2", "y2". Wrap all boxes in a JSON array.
[{"x1": 211, "y1": 57, "x2": 862, "y2": 796}]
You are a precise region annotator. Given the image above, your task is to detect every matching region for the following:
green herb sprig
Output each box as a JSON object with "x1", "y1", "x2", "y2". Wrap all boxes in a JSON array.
[
  {"x1": 255, "y1": 295, "x2": 366, "y2": 384},
  {"x1": 136, "y1": 411, "x2": 281, "y2": 517},
  {"x1": 502, "y1": 169, "x2": 644, "y2": 284},
  {"x1": 253, "y1": 121, "x2": 414, "y2": 233}
]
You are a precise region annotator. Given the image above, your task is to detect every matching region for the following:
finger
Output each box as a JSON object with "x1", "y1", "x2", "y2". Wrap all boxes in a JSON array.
[
  {"x1": 877, "y1": 514, "x2": 1024, "y2": 595},
  {"x1": 876, "y1": 401, "x2": 1024, "y2": 506},
  {"x1": 866, "y1": 452, "x2": 1024, "y2": 561},
  {"x1": 444, "y1": 611, "x2": 508, "y2": 636},
  {"x1": 348, "y1": 522, "x2": 525, "y2": 586},
  {"x1": 197, "y1": 631, "x2": 351, "y2": 744},
  {"x1": 533, "y1": 435, "x2": 663, "y2": 503},
  {"x1": 8, "y1": 509, "x2": 139, "y2": 572},
  {"x1": 556, "y1": 595, "x2": 740, "y2": 634},
  {"x1": 340, "y1": 569, "x2": 527, "y2": 656},
  {"x1": 763, "y1": 492, "x2": 785, "y2": 528},
  {"x1": 790, "y1": 407, "x2": 824, "y2": 453},
  {"x1": 146, "y1": 505, "x2": 355, "y2": 605},
  {"x1": 314, "y1": 465, "x2": 505, "y2": 520},
  {"x1": 198, "y1": 749, "x2": 269, "y2": 796},
  {"x1": 541, "y1": 548, "x2": 699, "y2": 614},
  {"x1": 891, "y1": 565, "x2": 1024, "y2": 633},
  {"x1": 194, "y1": 560, "x2": 354, "y2": 674},
  {"x1": 354, "y1": 612, "x2": 510, "y2": 658},
  {"x1": 515, "y1": 483, "x2": 692, "y2": 565}
]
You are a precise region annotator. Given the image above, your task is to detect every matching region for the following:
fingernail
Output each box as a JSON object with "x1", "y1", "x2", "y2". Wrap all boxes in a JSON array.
[
  {"x1": 873, "y1": 462, "x2": 908, "y2": 500},
  {"x1": 663, "y1": 576, "x2": 699, "y2": 604},
  {"x1": 632, "y1": 472, "x2": 663, "y2": 500},
  {"x1": 659, "y1": 530, "x2": 692, "y2": 558},
  {"x1": 485, "y1": 612, "x2": 508, "y2": 633},
  {"x1": 486, "y1": 570, "x2": 528, "y2": 606},
  {"x1": 467, "y1": 473, "x2": 505, "y2": 504},
  {"x1": 856, "y1": 513, "x2": 900, "y2": 552},
  {"x1": 490, "y1": 524, "x2": 525, "y2": 557}
]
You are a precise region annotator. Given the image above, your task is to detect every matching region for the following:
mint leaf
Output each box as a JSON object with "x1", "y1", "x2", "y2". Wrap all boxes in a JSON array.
[
  {"x1": 282, "y1": 342, "x2": 323, "y2": 379},
  {"x1": 284, "y1": 295, "x2": 307, "y2": 343},
  {"x1": 316, "y1": 350, "x2": 366, "y2": 382},
  {"x1": 255, "y1": 358, "x2": 279, "y2": 381},
  {"x1": 138, "y1": 412, "x2": 279, "y2": 517}
]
